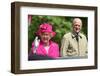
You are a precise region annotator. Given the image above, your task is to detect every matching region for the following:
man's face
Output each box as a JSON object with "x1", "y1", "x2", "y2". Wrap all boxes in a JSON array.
[{"x1": 73, "y1": 19, "x2": 82, "y2": 33}]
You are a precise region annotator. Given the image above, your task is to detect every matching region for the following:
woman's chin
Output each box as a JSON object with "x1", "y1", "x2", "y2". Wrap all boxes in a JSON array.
[{"x1": 43, "y1": 41, "x2": 49, "y2": 44}]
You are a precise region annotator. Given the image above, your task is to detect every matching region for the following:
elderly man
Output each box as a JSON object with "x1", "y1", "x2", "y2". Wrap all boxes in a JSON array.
[{"x1": 61, "y1": 18, "x2": 87, "y2": 57}]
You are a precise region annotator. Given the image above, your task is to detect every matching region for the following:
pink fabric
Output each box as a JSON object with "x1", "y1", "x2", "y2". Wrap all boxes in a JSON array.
[
  {"x1": 28, "y1": 15, "x2": 32, "y2": 25},
  {"x1": 32, "y1": 41, "x2": 59, "y2": 58}
]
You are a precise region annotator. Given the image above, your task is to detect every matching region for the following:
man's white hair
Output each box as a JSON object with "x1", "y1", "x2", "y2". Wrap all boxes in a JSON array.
[{"x1": 73, "y1": 18, "x2": 82, "y2": 25}]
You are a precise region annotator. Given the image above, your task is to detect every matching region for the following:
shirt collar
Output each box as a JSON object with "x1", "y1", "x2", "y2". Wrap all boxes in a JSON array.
[{"x1": 71, "y1": 32, "x2": 82, "y2": 39}]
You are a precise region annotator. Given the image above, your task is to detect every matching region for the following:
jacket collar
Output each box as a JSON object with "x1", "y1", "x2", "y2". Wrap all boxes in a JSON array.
[{"x1": 71, "y1": 32, "x2": 82, "y2": 39}]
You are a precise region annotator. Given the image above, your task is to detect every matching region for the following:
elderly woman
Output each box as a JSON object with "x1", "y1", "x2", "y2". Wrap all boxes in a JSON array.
[{"x1": 29, "y1": 23, "x2": 59, "y2": 60}]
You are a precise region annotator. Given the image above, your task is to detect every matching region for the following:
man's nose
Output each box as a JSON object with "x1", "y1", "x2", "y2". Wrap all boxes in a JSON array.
[{"x1": 76, "y1": 25, "x2": 80, "y2": 28}]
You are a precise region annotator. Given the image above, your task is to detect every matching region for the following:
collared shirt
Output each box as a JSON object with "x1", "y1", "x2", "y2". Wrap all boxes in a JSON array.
[{"x1": 61, "y1": 32, "x2": 87, "y2": 57}]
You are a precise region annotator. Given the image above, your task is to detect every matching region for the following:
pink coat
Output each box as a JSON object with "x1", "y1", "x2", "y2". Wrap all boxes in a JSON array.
[{"x1": 32, "y1": 41, "x2": 59, "y2": 58}]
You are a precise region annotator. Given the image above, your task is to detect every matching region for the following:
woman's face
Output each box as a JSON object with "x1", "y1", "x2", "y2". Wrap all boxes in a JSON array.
[{"x1": 40, "y1": 32, "x2": 52, "y2": 44}]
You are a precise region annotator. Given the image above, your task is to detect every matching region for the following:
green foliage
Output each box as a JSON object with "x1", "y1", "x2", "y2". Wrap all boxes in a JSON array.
[{"x1": 28, "y1": 15, "x2": 87, "y2": 51}]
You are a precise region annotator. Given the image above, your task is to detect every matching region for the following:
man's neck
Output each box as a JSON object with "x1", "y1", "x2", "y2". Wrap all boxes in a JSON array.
[{"x1": 73, "y1": 31, "x2": 79, "y2": 36}]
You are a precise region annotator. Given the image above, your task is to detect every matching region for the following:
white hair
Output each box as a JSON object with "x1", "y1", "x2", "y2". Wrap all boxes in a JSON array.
[{"x1": 72, "y1": 18, "x2": 82, "y2": 26}]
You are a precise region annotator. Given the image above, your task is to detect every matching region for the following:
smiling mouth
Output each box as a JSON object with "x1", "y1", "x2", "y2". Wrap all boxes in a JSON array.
[
  {"x1": 43, "y1": 38, "x2": 49, "y2": 41},
  {"x1": 75, "y1": 28, "x2": 80, "y2": 30}
]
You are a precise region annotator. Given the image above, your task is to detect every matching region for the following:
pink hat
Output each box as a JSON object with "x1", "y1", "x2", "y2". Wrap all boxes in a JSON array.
[{"x1": 36, "y1": 23, "x2": 56, "y2": 37}]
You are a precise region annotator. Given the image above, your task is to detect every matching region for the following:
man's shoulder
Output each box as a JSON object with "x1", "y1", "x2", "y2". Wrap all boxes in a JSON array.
[
  {"x1": 79, "y1": 33, "x2": 87, "y2": 38},
  {"x1": 63, "y1": 32, "x2": 72, "y2": 38}
]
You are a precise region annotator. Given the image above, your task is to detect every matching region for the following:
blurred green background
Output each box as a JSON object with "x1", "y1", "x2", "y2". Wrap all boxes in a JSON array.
[{"x1": 28, "y1": 15, "x2": 88, "y2": 52}]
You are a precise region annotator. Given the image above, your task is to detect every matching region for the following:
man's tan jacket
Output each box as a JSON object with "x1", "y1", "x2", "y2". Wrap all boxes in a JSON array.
[{"x1": 61, "y1": 32, "x2": 87, "y2": 57}]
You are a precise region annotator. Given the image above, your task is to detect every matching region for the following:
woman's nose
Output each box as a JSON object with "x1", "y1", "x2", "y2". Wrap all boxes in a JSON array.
[{"x1": 43, "y1": 35, "x2": 47, "y2": 38}]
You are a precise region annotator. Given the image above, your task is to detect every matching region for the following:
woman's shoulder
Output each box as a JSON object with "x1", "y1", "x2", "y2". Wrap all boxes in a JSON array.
[{"x1": 50, "y1": 41, "x2": 59, "y2": 47}]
